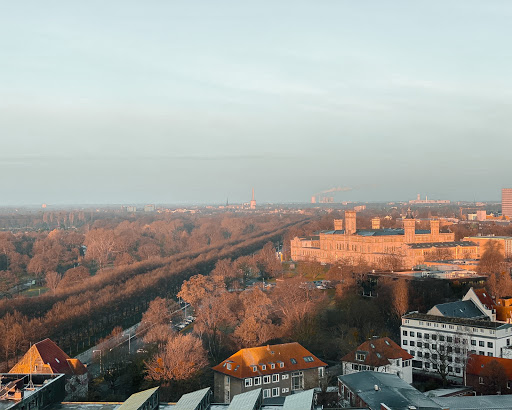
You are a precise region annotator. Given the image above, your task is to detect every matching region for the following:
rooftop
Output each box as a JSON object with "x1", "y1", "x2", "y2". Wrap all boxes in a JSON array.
[
  {"x1": 432, "y1": 395, "x2": 512, "y2": 409},
  {"x1": 338, "y1": 371, "x2": 441, "y2": 410},
  {"x1": 429, "y1": 300, "x2": 487, "y2": 319},
  {"x1": 341, "y1": 337, "x2": 412, "y2": 368},
  {"x1": 212, "y1": 342, "x2": 327, "y2": 379},
  {"x1": 173, "y1": 387, "x2": 211, "y2": 410},
  {"x1": 466, "y1": 354, "x2": 512, "y2": 379},
  {"x1": 408, "y1": 241, "x2": 477, "y2": 249},
  {"x1": 403, "y1": 312, "x2": 512, "y2": 330}
]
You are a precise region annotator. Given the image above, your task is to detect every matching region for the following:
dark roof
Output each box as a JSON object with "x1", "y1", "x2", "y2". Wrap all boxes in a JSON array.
[
  {"x1": 408, "y1": 241, "x2": 477, "y2": 249},
  {"x1": 430, "y1": 300, "x2": 487, "y2": 319},
  {"x1": 402, "y1": 312, "x2": 512, "y2": 330},
  {"x1": 338, "y1": 371, "x2": 441, "y2": 410},
  {"x1": 341, "y1": 337, "x2": 412, "y2": 367}
]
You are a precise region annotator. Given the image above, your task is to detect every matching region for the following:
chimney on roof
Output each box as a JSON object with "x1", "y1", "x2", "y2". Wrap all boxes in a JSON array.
[{"x1": 374, "y1": 384, "x2": 380, "y2": 391}]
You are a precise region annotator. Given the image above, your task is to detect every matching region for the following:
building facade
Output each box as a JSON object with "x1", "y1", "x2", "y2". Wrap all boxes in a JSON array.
[
  {"x1": 503, "y1": 188, "x2": 512, "y2": 218},
  {"x1": 462, "y1": 235, "x2": 512, "y2": 258},
  {"x1": 341, "y1": 337, "x2": 413, "y2": 384},
  {"x1": 291, "y1": 210, "x2": 479, "y2": 268},
  {"x1": 212, "y1": 343, "x2": 326, "y2": 403}
]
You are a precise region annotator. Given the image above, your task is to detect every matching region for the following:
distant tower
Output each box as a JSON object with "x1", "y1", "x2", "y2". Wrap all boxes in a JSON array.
[
  {"x1": 403, "y1": 208, "x2": 416, "y2": 244},
  {"x1": 344, "y1": 210, "x2": 357, "y2": 235},
  {"x1": 503, "y1": 189, "x2": 512, "y2": 217},
  {"x1": 311, "y1": 196, "x2": 316, "y2": 204},
  {"x1": 250, "y1": 188, "x2": 256, "y2": 210}
]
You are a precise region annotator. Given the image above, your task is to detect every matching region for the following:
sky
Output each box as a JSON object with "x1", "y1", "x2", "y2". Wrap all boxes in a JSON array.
[{"x1": 1, "y1": 1, "x2": 511, "y2": 205}]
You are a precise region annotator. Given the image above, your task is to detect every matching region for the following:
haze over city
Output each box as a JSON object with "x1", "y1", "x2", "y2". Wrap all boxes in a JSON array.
[{"x1": 2, "y1": 1, "x2": 512, "y2": 204}]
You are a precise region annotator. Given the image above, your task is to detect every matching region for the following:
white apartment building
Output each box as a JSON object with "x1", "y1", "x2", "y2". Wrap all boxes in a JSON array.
[{"x1": 401, "y1": 313, "x2": 512, "y2": 378}]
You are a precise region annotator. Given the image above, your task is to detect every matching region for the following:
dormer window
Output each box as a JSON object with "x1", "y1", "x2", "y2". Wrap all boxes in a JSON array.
[
  {"x1": 227, "y1": 363, "x2": 232, "y2": 370},
  {"x1": 252, "y1": 365, "x2": 257, "y2": 372},
  {"x1": 356, "y1": 352, "x2": 366, "y2": 362},
  {"x1": 278, "y1": 361, "x2": 284, "y2": 368},
  {"x1": 261, "y1": 364, "x2": 266, "y2": 370},
  {"x1": 270, "y1": 363, "x2": 275, "y2": 369}
]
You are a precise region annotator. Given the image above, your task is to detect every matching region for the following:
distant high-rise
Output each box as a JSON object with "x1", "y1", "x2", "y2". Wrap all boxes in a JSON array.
[
  {"x1": 250, "y1": 188, "x2": 256, "y2": 209},
  {"x1": 502, "y1": 189, "x2": 512, "y2": 217}
]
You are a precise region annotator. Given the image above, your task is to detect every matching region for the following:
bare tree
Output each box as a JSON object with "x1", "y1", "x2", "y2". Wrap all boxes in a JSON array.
[
  {"x1": 145, "y1": 333, "x2": 208, "y2": 382},
  {"x1": 44, "y1": 271, "x2": 61, "y2": 295}
]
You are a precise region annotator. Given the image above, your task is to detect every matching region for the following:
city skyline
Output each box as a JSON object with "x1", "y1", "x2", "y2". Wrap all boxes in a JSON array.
[{"x1": 1, "y1": 1, "x2": 512, "y2": 205}]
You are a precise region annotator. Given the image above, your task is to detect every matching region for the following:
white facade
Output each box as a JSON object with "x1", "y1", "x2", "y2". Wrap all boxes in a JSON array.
[
  {"x1": 342, "y1": 358, "x2": 413, "y2": 384},
  {"x1": 401, "y1": 313, "x2": 512, "y2": 378}
]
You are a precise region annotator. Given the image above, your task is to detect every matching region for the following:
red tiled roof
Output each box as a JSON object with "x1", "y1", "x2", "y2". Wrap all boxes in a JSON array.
[
  {"x1": 212, "y1": 342, "x2": 327, "y2": 379},
  {"x1": 10, "y1": 338, "x2": 87, "y2": 376},
  {"x1": 473, "y1": 288, "x2": 496, "y2": 310},
  {"x1": 341, "y1": 337, "x2": 412, "y2": 367},
  {"x1": 466, "y1": 354, "x2": 512, "y2": 379}
]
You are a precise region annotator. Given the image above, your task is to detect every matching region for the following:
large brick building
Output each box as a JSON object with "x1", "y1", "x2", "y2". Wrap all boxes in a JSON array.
[
  {"x1": 291, "y1": 210, "x2": 479, "y2": 268},
  {"x1": 212, "y1": 342, "x2": 326, "y2": 403}
]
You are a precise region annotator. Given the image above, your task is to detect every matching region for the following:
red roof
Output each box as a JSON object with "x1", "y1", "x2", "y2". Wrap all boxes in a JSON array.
[
  {"x1": 341, "y1": 337, "x2": 412, "y2": 367},
  {"x1": 466, "y1": 354, "x2": 512, "y2": 379},
  {"x1": 10, "y1": 338, "x2": 87, "y2": 376},
  {"x1": 473, "y1": 288, "x2": 496, "y2": 310},
  {"x1": 212, "y1": 342, "x2": 327, "y2": 379}
]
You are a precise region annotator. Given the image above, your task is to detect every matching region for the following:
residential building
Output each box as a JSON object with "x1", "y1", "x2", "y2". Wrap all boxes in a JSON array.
[
  {"x1": 9, "y1": 338, "x2": 88, "y2": 400},
  {"x1": 340, "y1": 337, "x2": 413, "y2": 383},
  {"x1": 465, "y1": 354, "x2": 512, "y2": 395},
  {"x1": 212, "y1": 342, "x2": 327, "y2": 403},
  {"x1": 503, "y1": 188, "x2": 512, "y2": 218},
  {"x1": 291, "y1": 210, "x2": 479, "y2": 268},
  {"x1": 337, "y1": 371, "x2": 441, "y2": 409}
]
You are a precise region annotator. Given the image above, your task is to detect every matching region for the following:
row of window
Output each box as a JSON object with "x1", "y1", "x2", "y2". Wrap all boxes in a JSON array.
[
  {"x1": 402, "y1": 333, "x2": 496, "y2": 348},
  {"x1": 245, "y1": 374, "x2": 283, "y2": 387},
  {"x1": 262, "y1": 387, "x2": 288, "y2": 398},
  {"x1": 403, "y1": 322, "x2": 499, "y2": 335},
  {"x1": 413, "y1": 360, "x2": 463, "y2": 374},
  {"x1": 403, "y1": 340, "x2": 494, "y2": 350}
]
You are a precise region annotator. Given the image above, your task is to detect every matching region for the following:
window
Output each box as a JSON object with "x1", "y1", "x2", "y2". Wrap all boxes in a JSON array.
[
  {"x1": 290, "y1": 358, "x2": 297, "y2": 364},
  {"x1": 356, "y1": 353, "x2": 365, "y2": 361},
  {"x1": 418, "y1": 352, "x2": 423, "y2": 358},
  {"x1": 455, "y1": 367, "x2": 461, "y2": 374},
  {"x1": 425, "y1": 362, "x2": 430, "y2": 369},
  {"x1": 272, "y1": 387, "x2": 279, "y2": 397},
  {"x1": 263, "y1": 375, "x2": 271, "y2": 384},
  {"x1": 424, "y1": 334, "x2": 430, "y2": 340},
  {"x1": 403, "y1": 340, "x2": 408, "y2": 346},
  {"x1": 447, "y1": 346, "x2": 452, "y2": 353},
  {"x1": 479, "y1": 341, "x2": 484, "y2": 347},
  {"x1": 508, "y1": 381, "x2": 511, "y2": 389},
  {"x1": 439, "y1": 336, "x2": 445, "y2": 342},
  {"x1": 508, "y1": 339, "x2": 511, "y2": 347},
  {"x1": 479, "y1": 377, "x2": 484, "y2": 385},
  {"x1": 261, "y1": 364, "x2": 266, "y2": 370},
  {"x1": 252, "y1": 365, "x2": 257, "y2": 372},
  {"x1": 455, "y1": 347, "x2": 460, "y2": 354},
  {"x1": 479, "y1": 351, "x2": 485, "y2": 355},
  {"x1": 417, "y1": 332, "x2": 422, "y2": 338},
  {"x1": 263, "y1": 389, "x2": 271, "y2": 398},
  {"x1": 433, "y1": 363, "x2": 438, "y2": 370},
  {"x1": 488, "y1": 342, "x2": 493, "y2": 348},
  {"x1": 417, "y1": 342, "x2": 422, "y2": 348},
  {"x1": 410, "y1": 350, "x2": 415, "y2": 357},
  {"x1": 272, "y1": 374, "x2": 279, "y2": 383},
  {"x1": 410, "y1": 332, "x2": 415, "y2": 337},
  {"x1": 282, "y1": 388, "x2": 289, "y2": 393},
  {"x1": 440, "y1": 345, "x2": 445, "y2": 352},
  {"x1": 447, "y1": 336, "x2": 453, "y2": 343},
  {"x1": 270, "y1": 363, "x2": 275, "y2": 369},
  {"x1": 432, "y1": 354, "x2": 438, "y2": 360},
  {"x1": 403, "y1": 330, "x2": 408, "y2": 336},
  {"x1": 410, "y1": 341, "x2": 415, "y2": 347},
  {"x1": 254, "y1": 377, "x2": 261, "y2": 386},
  {"x1": 279, "y1": 361, "x2": 284, "y2": 368},
  {"x1": 424, "y1": 353, "x2": 430, "y2": 359},
  {"x1": 292, "y1": 371, "x2": 304, "y2": 391},
  {"x1": 226, "y1": 363, "x2": 232, "y2": 370},
  {"x1": 488, "y1": 352, "x2": 493, "y2": 357},
  {"x1": 432, "y1": 335, "x2": 437, "y2": 341},
  {"x1": 448, "y1": 366, "x2": 453, "y2": 372},
  {"x1": 245, "y1": 378, "x2": 252, "y2": 387},
  {"x1": 424, "y1": 343, "x2": 429, "y2": 349},
  {"x1": 318, "y1": 367, "x2": 325, "y2": 378},
  {"x1": 282, "y1": 374, "x2": 289, "y2": 380}
]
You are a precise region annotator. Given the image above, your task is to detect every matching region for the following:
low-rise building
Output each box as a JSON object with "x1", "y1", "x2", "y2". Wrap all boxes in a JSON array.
[
  {"x1": 212, "y1": 342, "x2": 327, "y2": 403},
  {"x1": 340, "y1": 337, "x2": 413, "y2": 383},
  {"x1": 9, "y1": 338, "x2": 88, "y2": 400},
  {"x1": 465, "y1": 354, "x2": 512, "y2": 395}
]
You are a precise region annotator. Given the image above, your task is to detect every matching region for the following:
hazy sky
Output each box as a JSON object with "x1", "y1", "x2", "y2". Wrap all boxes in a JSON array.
[{"x1": 1, "y1": 1, "x2": 511, "y2": 205}]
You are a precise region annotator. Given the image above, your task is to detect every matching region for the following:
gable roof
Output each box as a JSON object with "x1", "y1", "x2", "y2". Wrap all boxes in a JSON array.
[
  {"x1": 9, "y1": 338, "x2": 87, "y2": 376},
  {"x1": 117, "y1": 387, "x2": 158, "y2": 410},
  {"x1": 466, "y1": 354, "x2": 512, "y2": 379},
  {"x1": 428, "y1": 300, "x2": 487, "y2": 319},
  {"x1": 338, "y1": 371, "x2": 441, "y2": 410},
  {"x1": 472, "y1": 288, "x2": 496, "y2": 310},
  {"x1": 212, "y1": 342, "x2": 327, "y2": 379},
  {"x1": 341, "y1": 337, "x2": 412, "y2": 367}
]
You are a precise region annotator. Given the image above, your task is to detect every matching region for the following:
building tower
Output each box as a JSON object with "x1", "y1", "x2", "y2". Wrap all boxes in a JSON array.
[
  {"x1": 502, "y1": 189, "x2": 512, "y2": 218},
  {"x1": 345, "y1": 210, "x2": 357, "y2": 235},
  {"x1": 403, "y1": 208, "x2": 416, "y2": 244},
  {"x1": 250, "y1": 188, "x2": 256, "y2": 210},
  {"x1": 430, "y1": 219, "x2": 440, "y2": 241}
]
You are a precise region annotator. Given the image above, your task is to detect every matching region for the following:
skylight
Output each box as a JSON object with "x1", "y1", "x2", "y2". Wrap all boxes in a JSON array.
[{"x1": 290, "y1": 358, "x2": 297, "y2": 364}]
